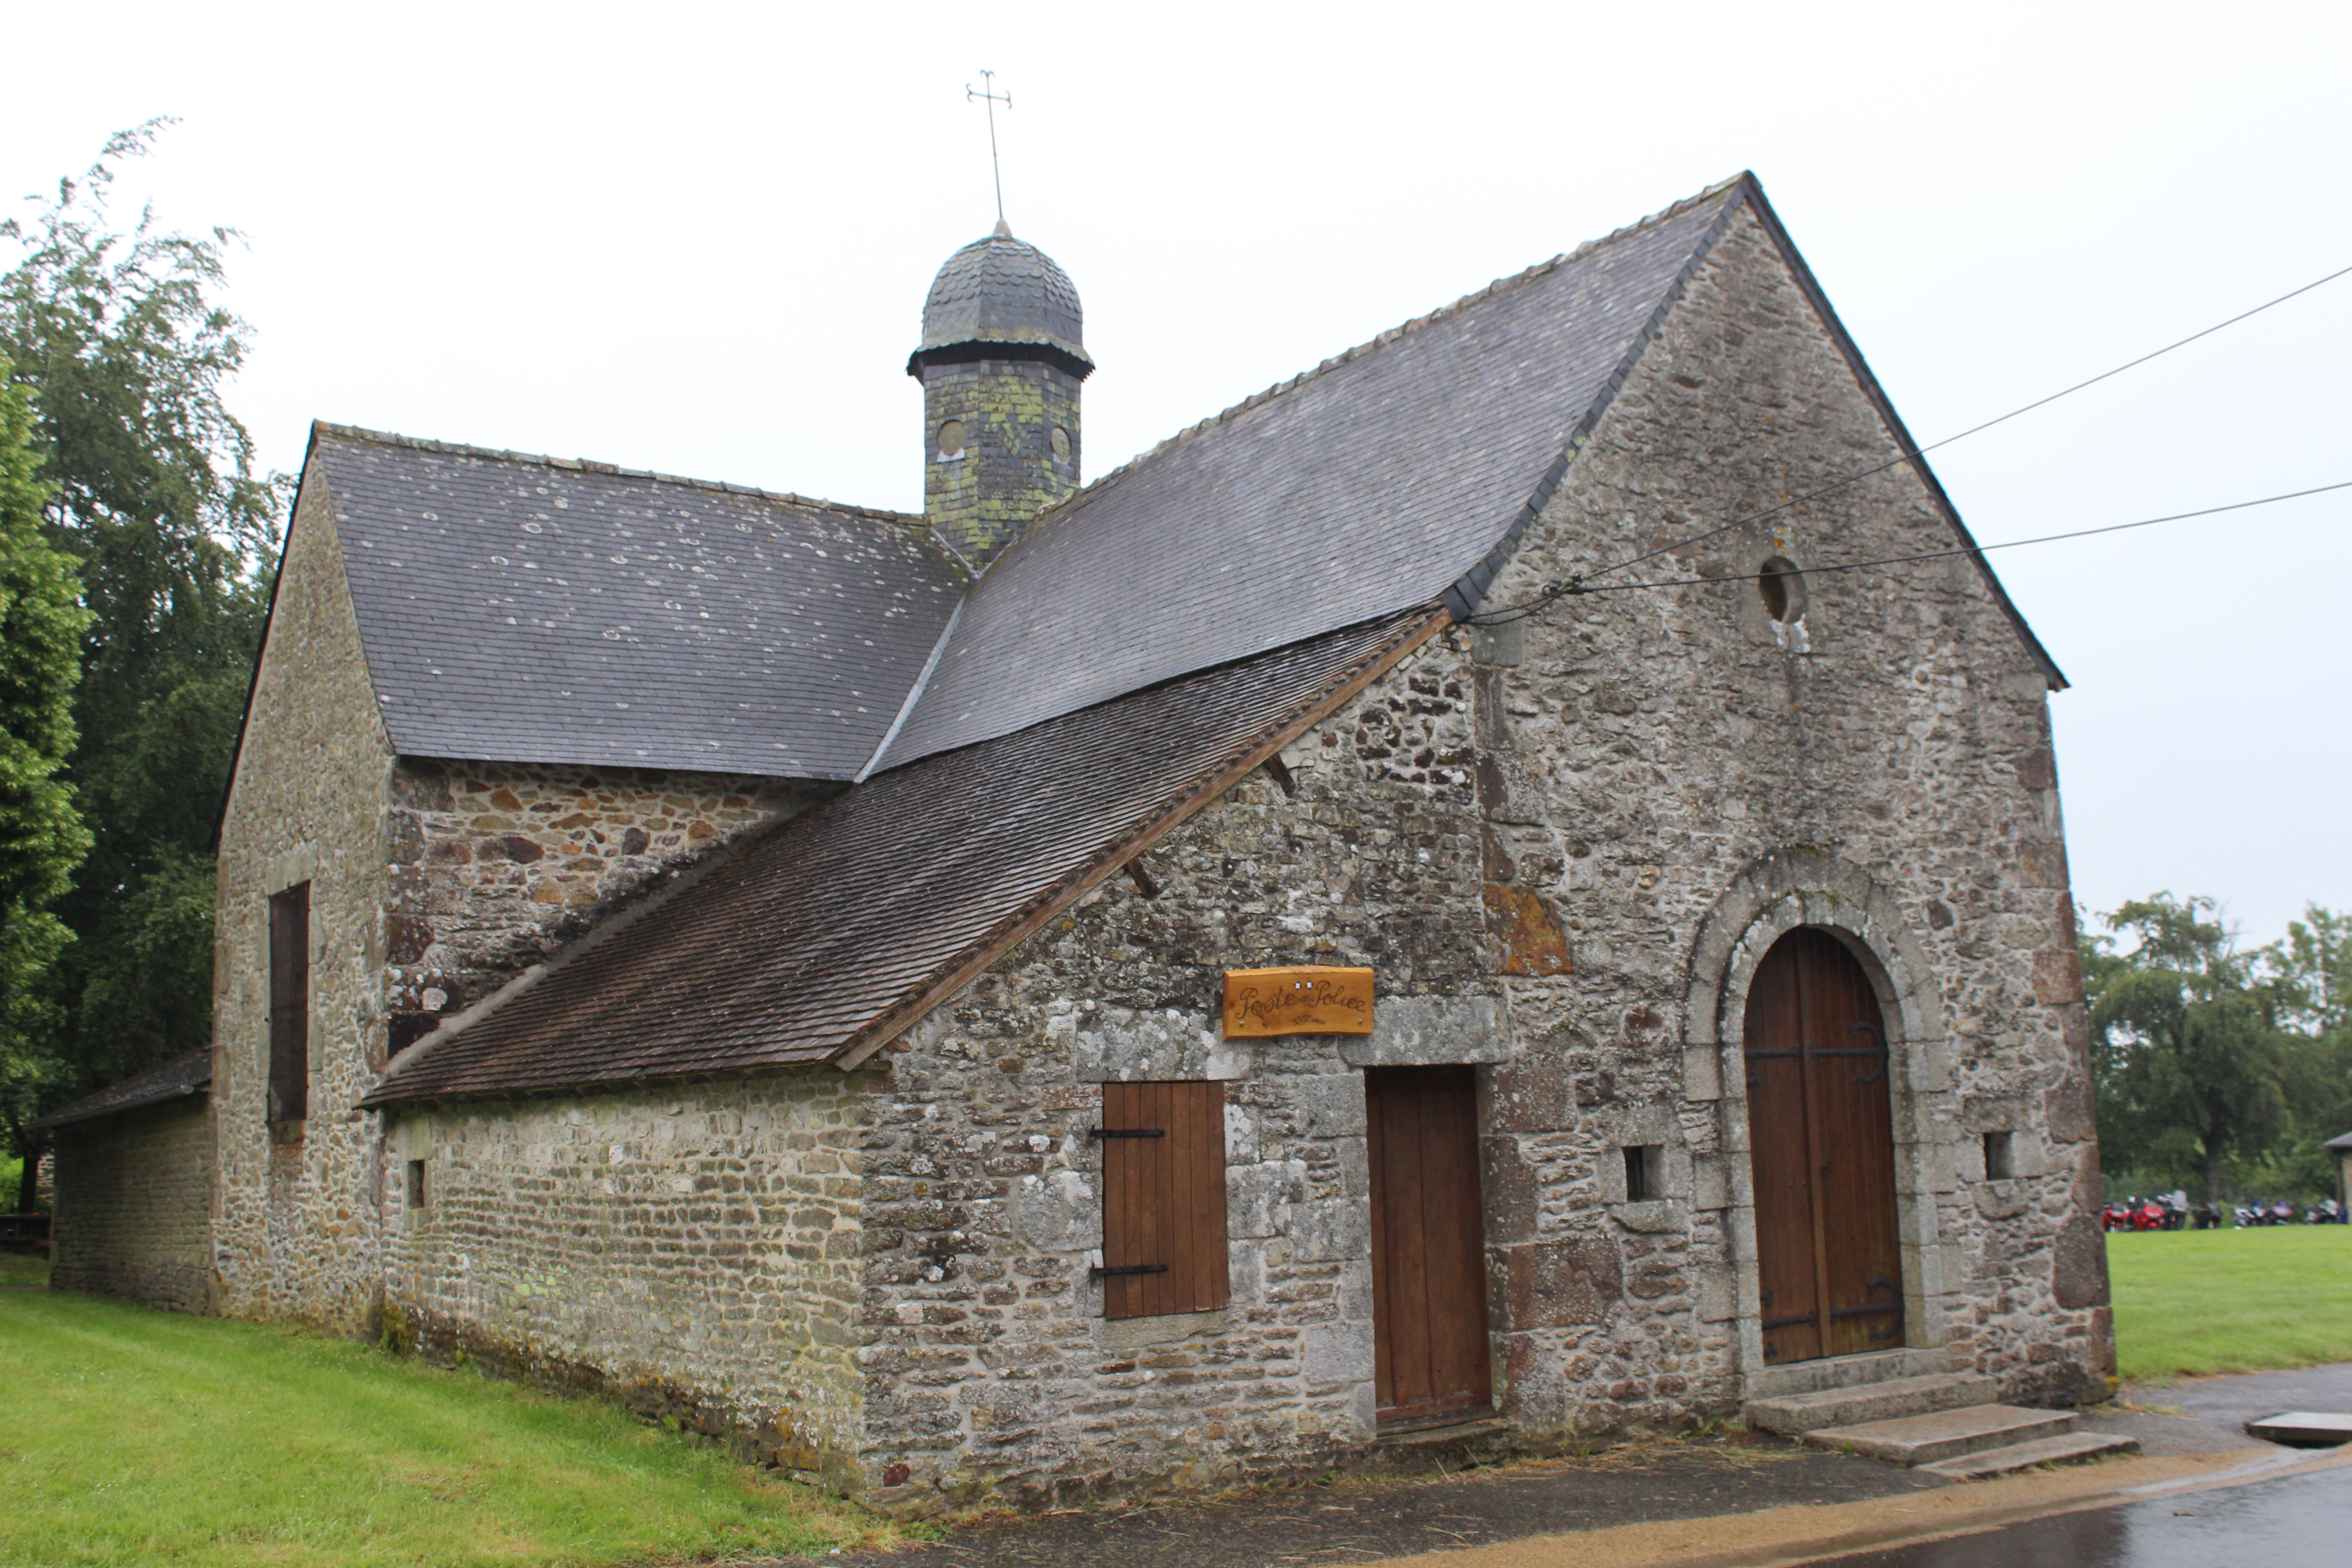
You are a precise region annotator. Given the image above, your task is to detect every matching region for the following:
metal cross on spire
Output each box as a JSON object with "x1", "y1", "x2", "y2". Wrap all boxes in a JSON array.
[{"x1": 966, "y1": 70, "x2": 1012, "y2": 233}]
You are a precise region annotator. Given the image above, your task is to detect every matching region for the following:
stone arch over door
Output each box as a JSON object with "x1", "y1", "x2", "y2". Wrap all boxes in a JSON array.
[{"x1": 1680, "y1": 852, "x2": 1960, "y2": 1385}]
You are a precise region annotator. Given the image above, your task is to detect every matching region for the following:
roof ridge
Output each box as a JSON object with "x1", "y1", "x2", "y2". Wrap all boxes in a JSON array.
[
  {"x1": 310, "y1": 421, "x2": 926, "y2": 529},
  {"x1": 1020, "y1": 172, "x2": 1754, "y2": 527}
]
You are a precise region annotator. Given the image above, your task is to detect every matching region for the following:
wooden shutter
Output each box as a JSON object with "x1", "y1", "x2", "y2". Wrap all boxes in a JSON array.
[
  {"x1": 1098, "y1": 1081, "x2": 1228, "y2": 1321},
  {"x1": 269, "y1": 882, "x2": 311, "y2": 1124}
]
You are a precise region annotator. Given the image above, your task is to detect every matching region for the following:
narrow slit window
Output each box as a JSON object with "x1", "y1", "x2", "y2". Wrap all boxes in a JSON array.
[
  {"x1": 1095, "y1": 1081, "x2": 1228, "y2": 1321},
  {"x1": 1624, "y1": 1144, "x2": 1664, "y2": 1202},
  {"x1": 1982, "y1": 1131, "x2": 2014, "y2": 1181},
  {"x1": 406, "y1": 1159, "x2": 428, "y2": 1214},
  {"x1": 268, "y1": 882, "x2": 311, "y2": 1125}
]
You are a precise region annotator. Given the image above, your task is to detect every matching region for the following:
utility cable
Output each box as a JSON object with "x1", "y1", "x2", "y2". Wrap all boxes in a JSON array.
[
  {"x1": 1470, "y1": 258, "x2": 2352, "y2": 625},
  {"x1": 1477, "y1": 480, "x2": 2350, "y2": 611}
]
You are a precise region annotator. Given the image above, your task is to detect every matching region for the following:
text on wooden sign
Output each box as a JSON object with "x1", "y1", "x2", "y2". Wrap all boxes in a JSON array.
[{"x1": 1221, "y1": 966, "x2": 1375, "y2": 1038}]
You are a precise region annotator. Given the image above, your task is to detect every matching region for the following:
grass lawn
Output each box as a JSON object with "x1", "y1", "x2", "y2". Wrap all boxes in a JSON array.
[
  {"x1": 0, "y1": 1249, "x2": 49, "y2": 1288},
  {"x1": 2108, "y1": 1225, "x2": 2352, "y2": 1383},
  {"x1": 0, "y1": 1287, "x2": 903, "y2": 1568}
]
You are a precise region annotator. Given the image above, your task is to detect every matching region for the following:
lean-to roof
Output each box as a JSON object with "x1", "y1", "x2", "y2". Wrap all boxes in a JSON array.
[
  {"x1": 364, "y1": 608, "x2": 1441, "y2": 1105},
  {"x1": 26, "y1": 1049, "x2": 213, "y2": 1137}
]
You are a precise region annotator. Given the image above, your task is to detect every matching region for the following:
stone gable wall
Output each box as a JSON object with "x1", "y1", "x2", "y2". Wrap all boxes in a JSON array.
[
  {"x1": 1477, "y1": 202, "x2": 2106, "y2": 1414},
  {"x1": 845, "y1": 199, "x2": 2104, "y2": 1509},
  {"x1": 378, "y1": 1073, "x2": 867, "y2": 1484},
  {"x1": 49, "y1": 1099, "x2": 217, "y2": 1312}
]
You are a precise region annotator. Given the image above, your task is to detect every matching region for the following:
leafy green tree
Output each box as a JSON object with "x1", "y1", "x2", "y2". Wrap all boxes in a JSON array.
[
  {"x1": 0, "y1": 123, "x2": 275, "y2": 1157},
  {"x1": 2264, "y1": 906, "x2": 2352, "y2": 1197},
  {"x1": 2082, "y1": 893, "x2": 2295, "y2": 1205},
  {"x1": 0, "y1": 362, "x2": 93, "y2": 1209}
]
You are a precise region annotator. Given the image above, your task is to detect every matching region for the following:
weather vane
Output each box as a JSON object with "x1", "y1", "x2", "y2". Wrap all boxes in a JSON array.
[{"x1": 966, "y1": 70, "x2": 1011, "y2": 230}]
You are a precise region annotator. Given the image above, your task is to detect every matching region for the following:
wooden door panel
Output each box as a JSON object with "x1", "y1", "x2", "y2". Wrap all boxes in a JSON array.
[
  {"x1": 1368, "y1": 1066, "x2": 1491, "y2": 1426},
  {"x1": 1743, "y1": 929, "x2": 1904, "y2": 1365},
  {"x1": 1744, "y1": 941, "x2": 1822, "y2": 1365},
  {"x1": 1800, "y1": 941, "x2": 1905, "y2": 1356}
]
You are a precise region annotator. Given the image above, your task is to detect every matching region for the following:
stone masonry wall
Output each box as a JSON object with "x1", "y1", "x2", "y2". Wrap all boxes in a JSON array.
[
  {"x1": 852, "y1": 651, "x2": 1496, "y2": 1511},
  {"x1": 1470, "y1": 200, "x2": 2107, "y2": 1416},
  {"x1": 846, "y1": 198, "x2": 2104, "y2": 1508},
  {"x1": 379, "y1": 1073, "x2": 867, "y2": 1483},
  {"x1": 211, "y1": 477, "x2": 400, "y2": 1328},
  {"x1": 50, "y1": 1099, "x2": 217, "y2": 1312},
  {"x1": 383, "y1": 761, "x2": 833, "y2": 1054}
]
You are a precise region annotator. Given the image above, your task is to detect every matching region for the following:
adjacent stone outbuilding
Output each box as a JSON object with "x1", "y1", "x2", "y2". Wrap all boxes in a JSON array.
[{"x1": 28, "y1": 1049, "x2": 216, "y2": 1312}]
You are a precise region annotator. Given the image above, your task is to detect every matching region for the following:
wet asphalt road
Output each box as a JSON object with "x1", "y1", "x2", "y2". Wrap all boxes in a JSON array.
[{"x1": 1809, "y1": 1462, "x2": 2352, "y2": 1568}]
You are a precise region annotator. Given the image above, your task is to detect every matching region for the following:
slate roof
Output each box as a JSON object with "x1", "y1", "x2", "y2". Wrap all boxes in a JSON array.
[
  {"x1": 871, "y1": 180, "x2": 1749, "y2": 768},
  {"x1": 308, "y1": 427, "x2": 961, "y2": 779},
  {"x1": 913, "y1": 227, "x2": 1091, "y2": 373},
  {"x1": 27, "y1": 1049, "x2": 212, "y2": 1137},
  {"x1": 2326, "y1": 1130, "x2": 2352, "y2": 1152},
  {"x1": 363, "y1": 608, "x2": 1441, "y2": 1105}
]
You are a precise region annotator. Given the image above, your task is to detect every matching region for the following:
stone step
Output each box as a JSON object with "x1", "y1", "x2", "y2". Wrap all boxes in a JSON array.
[
  {"x1": 1745, "y1": 1372, "x2": 1999, "y2": 1435},
  {"x1": 1802, "y1": 1403, "x2": 2081, "y2": 1466},
  {"x1": 1919, "y1": 1431, "x2": 2142, "y2": 1480},
  {"x1": 1743, "y1": 1346, "x2": 1962, "y2": 1402}
]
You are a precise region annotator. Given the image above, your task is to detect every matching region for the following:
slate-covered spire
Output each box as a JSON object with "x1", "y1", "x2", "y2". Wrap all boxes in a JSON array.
[{"x1": 907, "y1": 225, "x2": 1092, "y2": 568}]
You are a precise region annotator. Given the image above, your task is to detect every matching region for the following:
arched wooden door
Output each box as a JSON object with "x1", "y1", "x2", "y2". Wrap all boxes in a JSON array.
[{"x1": 1743, "y1": 928, "x2": 1904, "y2": 1363}]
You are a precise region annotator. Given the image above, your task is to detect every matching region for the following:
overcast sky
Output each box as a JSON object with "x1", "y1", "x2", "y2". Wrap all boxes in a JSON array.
[{"x1": 5, "y1": 1, "x2": 2345, "y2": 949}]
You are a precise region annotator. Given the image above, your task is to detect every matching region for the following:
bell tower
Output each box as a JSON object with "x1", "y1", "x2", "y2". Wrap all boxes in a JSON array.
[{"x1": 908, "y1": 221, "x2": 1092, "y2": 568}]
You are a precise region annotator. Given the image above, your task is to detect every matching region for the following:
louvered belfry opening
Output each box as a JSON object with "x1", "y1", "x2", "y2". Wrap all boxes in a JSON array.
[
  {"x1": 1096, "y1": 1082, "x2": 1229, "y2": 1321},
  {"x1": 1742, "y1": 927, "x2": 1906, "y2": 1363},
  {"x1": 1367, "y1": 1065, "x2": 1493, "y2": 1426}
]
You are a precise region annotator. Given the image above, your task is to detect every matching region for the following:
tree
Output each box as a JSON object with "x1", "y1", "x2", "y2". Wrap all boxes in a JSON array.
[
  {"x1": 2264, "y1": 905, "x2": 2352, "y2": 1197},
  {"x1": 2082, "y1": 893, "x2": 2294, "y2": 1205},
  {"x1": 0, "y1": 362, "x2": 93, "y2": 1209},
  {"x1": 0, "y1": 123, "x2": 275, "y2": 1162}
]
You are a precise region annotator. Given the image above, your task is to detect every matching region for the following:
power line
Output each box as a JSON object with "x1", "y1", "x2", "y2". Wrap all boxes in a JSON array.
[
  {"x1": 1471, "y1": 256, "x2": 2352, "y2": 626},
  {"x1": 1476, "y1": 480, "x2": 2350, "y2": 613}
]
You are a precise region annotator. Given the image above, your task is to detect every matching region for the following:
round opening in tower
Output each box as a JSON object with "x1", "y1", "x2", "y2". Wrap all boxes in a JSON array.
[
  {"x1": 1050, "y1": 426, "x2": 1071, "y2": 461},
  {"x1": 936, "y1": 420, "x2": 966, "y2": 460}
]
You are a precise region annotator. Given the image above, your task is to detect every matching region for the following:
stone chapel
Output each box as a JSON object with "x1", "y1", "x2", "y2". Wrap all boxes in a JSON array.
[{"x1": 40, "y1": 172, "x2": 2116, "y2": 1508}]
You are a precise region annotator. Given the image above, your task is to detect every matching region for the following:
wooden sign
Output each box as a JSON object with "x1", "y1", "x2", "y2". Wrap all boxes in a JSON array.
[{"x1": 1222, "y1": 966, "x2": 1375, "y2": 1039}]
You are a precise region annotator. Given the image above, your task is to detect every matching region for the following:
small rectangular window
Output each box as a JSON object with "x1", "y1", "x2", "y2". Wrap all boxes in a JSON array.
[
  {"x1": 1095, "y1": 1081, "x2": 1228, "y2": 1321},
  {"x1": 268, "y1": 882, "x2": 312, "y2": 1125},
  {"x1": 406, "y1": 1159, "x2": 428, "y2": 1214},
  {"x1": 1624, "y1": 1144, "x2": 1663, "y2": 1202},
  {"x1": 1983, "y1": 1131, "x2": 2014, "y2": 1181}
]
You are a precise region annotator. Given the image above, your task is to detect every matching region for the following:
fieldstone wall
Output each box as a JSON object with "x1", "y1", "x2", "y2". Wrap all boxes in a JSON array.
[
  {"x1": 378, "y1": 1072, "x2": 867, "y2": 1483},
  {"x1": 853, "y1": 650, "x2": 1496, "y2": 1511},
  {"x1": 211, "y1": 477, "x2": 400, "y2": 1328},
  {"x1": 49, "y1": 1099, "x2": 217, "y2": 1312},
  {"x1": 846, "y1": 197, "x2": 2104, "y2": 1507},
  {"x1": 1471, "y1": 199, "x2": 2107, "y2": 1413},
  {"x1": 382, "y1": 761, "x2": 832, "y2": 1054}
]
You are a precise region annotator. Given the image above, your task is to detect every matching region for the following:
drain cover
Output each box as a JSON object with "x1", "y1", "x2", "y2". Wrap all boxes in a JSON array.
[{"x1": 2247, "y1": 1411, "x2": 2352, "y2": 1447}]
